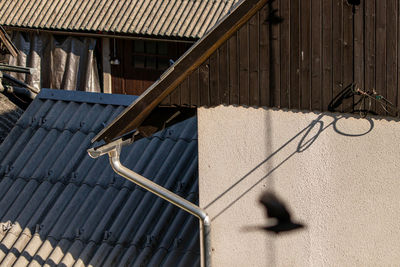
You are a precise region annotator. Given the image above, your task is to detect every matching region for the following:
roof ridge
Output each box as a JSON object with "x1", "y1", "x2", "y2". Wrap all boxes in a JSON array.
[
  {"x1": 14, "y1": 120, "x2": 197, "y2": 141},
  {"x1": 37, "y1": 89, "x2": 137, "y2": 106}
]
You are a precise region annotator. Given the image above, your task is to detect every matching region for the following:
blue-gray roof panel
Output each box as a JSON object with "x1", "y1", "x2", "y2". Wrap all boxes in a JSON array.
[
  {"x1": 0, "y1": 93, "x2": 23, "y2": 144},
  {"x1": 0, "y1": 89, "x2": 199, "y2": 266}
]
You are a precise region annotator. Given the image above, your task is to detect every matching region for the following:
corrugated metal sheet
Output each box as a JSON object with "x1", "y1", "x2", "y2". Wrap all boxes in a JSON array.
[
  {"x1": 0, "y1": 89, "x2": 199, "y2": 266},
  {"x1": 0, "y1": 93, "x2": 23, "y2": 144},
  {"x1": 0, "y1": 0, "x2": 240, "y2": 39}
]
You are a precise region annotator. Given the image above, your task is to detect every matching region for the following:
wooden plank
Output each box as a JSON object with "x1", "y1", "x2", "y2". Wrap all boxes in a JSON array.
[
  {"x1": 209, "y1": 50, "x2": 219, "y2": 106},
  {"x1": 353, "y1": 0, "x2": 364, "y2": 112},
  {"x1": 239, "y1": 23, "x2": 250, "y2": 105},
  {"x1": 332, "y1": 0, "x2": 343, "y2": 112},
  {"x1": 190, "y1": 68, "x2": 200, "y2": 106},
  {"x1": 341, "y1": 2, "x2": 354, "y2": 113},
  {"x1": 111, "y1": 39, "x2": 125, "y2": 95},
  {"x1": 101, "y1": 38, "x2": 112, "y2": 94},
  {"x1": 170, "y1": 82, "x2": 181, "y2": 105},
  {"x1": 259, "y1": 4, "x2": 270, "y2": 106},
  {"x1": 229, "y1": 33, "x2": 239, "y2": 104},
  {"x1": 290, "y1": 0, "x2": 301, "y2": 109},
  {"x1": 249, "y1": 13, "x2": 259, "y2": 106},
  {"x1": 375, "y1": 0, "x2": 387, "y2": 115},
  {"x1": 111, "y1": 64, "x2": 124, "y2": 94},
  {"x1": 300, "y1": 0, "x2": 311, "y2": 110},
  {"x1": 218, "y1": 41, "x2": 230, "y2": 104},
  {"x1": 364, "y1": 0, "x2": 376, "y2": 114},
  {"x1": 386, "y1": 0, "x2": 398, "y2": 115},
  {"x1": 123, "y1": 39, "x2": 135, "y2": 95},
  {"x1": 199, "y1": 59, "x2": 210, "y2": 106},
  {"x1": 279, "y1": 0, "x2": 290, "y2": 109},
  {"x1": 180, "y1": 77, "x2": 190, "y2": 106},
  {"x1": 270, "y1": 0, "x2": 281, "y2": 107},
  {"x1": 321, "y1": 0, "x2": 333, "y2": 111},
  {"x1": 398, "y1": 0, "x2": 400, "y2": 115},
  {"x1": 310, "y1": 0, "x2": 322, "y2": 111},
  {"x1": 93, "y1": 0, "x2": 269, "y2": 142}
]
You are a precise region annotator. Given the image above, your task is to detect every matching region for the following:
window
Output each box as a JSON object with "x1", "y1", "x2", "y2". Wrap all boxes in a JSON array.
[{"x1": 132, "y1": 40, "x2": 171, "y2": 71}]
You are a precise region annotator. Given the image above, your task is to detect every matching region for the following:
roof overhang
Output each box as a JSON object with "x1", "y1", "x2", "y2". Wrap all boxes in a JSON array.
[
  {"x1": 92, "y1": 0, "x2": 268, "y2": 144},
  {"x1": 3, "y1": 26, "x2": 197, "y2": 44}
]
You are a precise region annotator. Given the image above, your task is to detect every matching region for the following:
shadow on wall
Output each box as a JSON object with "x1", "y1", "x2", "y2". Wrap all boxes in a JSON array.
[{"x1": 205, "y1": 113, "x2": 374, "y2": 221}]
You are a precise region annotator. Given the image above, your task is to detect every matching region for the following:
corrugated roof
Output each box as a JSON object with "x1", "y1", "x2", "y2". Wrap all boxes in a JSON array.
[
  {"x1": 0, "y1": 0, "x2": 240, "y2": 39},
  {"x1": 0, "y1": 93, "x2": 23, "y2": 144},
  {"x1": 0, "y1": 89, "x2": 199, "y2": 266}
]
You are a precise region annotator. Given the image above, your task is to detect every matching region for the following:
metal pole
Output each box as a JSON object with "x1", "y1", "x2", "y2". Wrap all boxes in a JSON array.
[
  {"x1": 0, "y1": 63, "x2": 35, "y2": 74},
  {"x1": 88, "y1": 143, "x2": 211, "y2": 267}
]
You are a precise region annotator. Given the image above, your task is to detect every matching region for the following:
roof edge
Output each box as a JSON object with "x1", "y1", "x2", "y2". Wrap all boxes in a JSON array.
[
  {"x1": 4, "y1": 27, "x2": 198, "y2": 43},
  {"x1": 38, "y1": 88, "x2": 137, "y2": 106}
]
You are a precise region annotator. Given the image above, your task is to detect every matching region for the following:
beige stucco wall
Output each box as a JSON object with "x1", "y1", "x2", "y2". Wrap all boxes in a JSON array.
[{"x1": 198, "y1": 106, "x2": 400, "y2": 267}]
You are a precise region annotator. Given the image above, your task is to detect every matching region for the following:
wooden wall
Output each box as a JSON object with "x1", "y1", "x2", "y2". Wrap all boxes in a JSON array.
[
  {"x1": 162, "y1": 0, "x2": 400, "y2": 117},
  {"x1": 111, "y1": 39, "x2": 192, "y2": 96}
]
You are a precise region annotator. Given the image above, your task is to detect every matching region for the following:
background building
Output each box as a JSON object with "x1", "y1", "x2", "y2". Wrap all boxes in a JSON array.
[{"x1": 0, "y1": 0, "x2": 239, "y2": 94}]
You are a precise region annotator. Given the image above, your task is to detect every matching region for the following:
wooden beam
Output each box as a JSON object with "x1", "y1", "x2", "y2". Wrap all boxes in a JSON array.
[
  {"x1": 92, "y1": 0, "x2": 269, "y2": 143},
  {"x1": 0, "y1": 26, "x2": 18, "y2": 57},
  {"x1": 102, "y1": 38, "x2": 112, "y2": 94}
]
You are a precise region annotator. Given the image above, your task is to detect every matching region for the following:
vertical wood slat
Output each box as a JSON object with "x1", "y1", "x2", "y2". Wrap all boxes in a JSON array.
[
  {"x1": 332, "y1": 0, "x2": 343, "y2": 112},
  {"x1": 190, "y1": 69, "x2": 199, "y2": 106},
  {"x1": 219, "y1": 41, "x2": 229, "y2": 104},
  {"x1": 341, "y1": 1, "x2": 354, "y2": 112},
  {"x1": 170, "y1": 81, "x2": 181, "y2": 106},
  {"x1": 271, "y1": 0, "x2": 281, "y2": 107},
  {"x1": 111, "y1": 39, "x2": 125, "y2": 95},
  {"x1": 259, "y1": 4, "x2": 270, "y2": 106},
  {"x1": 209, "y1": 51, "x2": 219, "y2": 106},
  {"x1": 376, "y1": 0, "x2": 387, "y2": 115},
  {"x1": 398, "y1": 0, "x2": 400, "y2": 115},
  {"x1": 364, "y1": 0, "x2": 376, "y2": 113},
  {"x1": 180, "y1": 77, "x2": 190, "y2": 106},
  {"x1": 279, "y1": 0, "x2": 290, "y2": 109},
  {"x1": 239, "y1": 24, "x2": 249, "y2": 105},
  {"x1": 229, "y1": 33, "x2": 239, "y2": 104},
  {"x1": 311, "y1": 0, "x2": 322, "y2": 110},
  {"x1": 386, "y1": 0, "x2": 398, "y2": 115},
  {"x1": 321, "y1": 0, "x2": 333, "y2": 111},
  {"x1": 353, "y1": 0, "x2": 364, "y2": 111},
  {"x1": 300, "y1": 0, "x2": 311, "y2": 110},
  {"x1": 199, "y1": 59, "x2": 210, "y2": 106},
  {"x1": 249, "y1": 13, "x2": 259, "y2": 106},
  {"x1": 290, "y1": 0, "x2": 301, "y2": 109}
]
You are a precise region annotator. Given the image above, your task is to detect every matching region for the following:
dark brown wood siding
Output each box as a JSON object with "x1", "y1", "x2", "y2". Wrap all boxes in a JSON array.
[
  {"x1": 163, "y1": 0, "x2": 400, "y2": 117},
  {"x1": 111, "y1": 39, "x2": 192, "y2": 96}
]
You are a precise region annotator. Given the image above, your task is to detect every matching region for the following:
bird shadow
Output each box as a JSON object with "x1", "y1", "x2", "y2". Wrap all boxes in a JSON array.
[{"x1": 241, "y1": 191, "x2": 306, "y2": 235}]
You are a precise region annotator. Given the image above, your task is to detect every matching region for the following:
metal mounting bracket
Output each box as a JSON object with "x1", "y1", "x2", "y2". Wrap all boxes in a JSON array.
[{"x1": 87, "y1": 131, "x2": 136, "y2": 158}]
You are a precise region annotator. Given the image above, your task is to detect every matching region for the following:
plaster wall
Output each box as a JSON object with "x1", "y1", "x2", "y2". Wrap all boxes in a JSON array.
[{"x1": 198, "y1": 106, "x2": 400, "y2": 267}]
